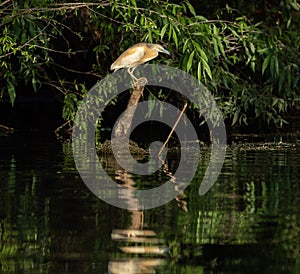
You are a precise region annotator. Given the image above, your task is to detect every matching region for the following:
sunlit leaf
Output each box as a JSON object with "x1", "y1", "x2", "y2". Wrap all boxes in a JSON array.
[
  {"x1": 192, "y1": 41, "x2": 202, "y2": 54},
  {"x1": 289, "y1": 1, "x2": 299, "y2": 11},
  {"x1": 187, "y1": 50, "x2": 195, "y2": 72},
  {"x1": 228, "y1": 26, "x2": 239, "y2": 38},
  {"x1": 286, "y1": 17, "x2": 292, "y2": 28},
  {"x1": 213, "y1": 25, "x2": 218, "y2": 35},
  {"x1": 168, "y1": 24, "x2": 173, "y2": 41},
  {"x1": 250, "y1": 60, "x2": 255, "y2": 72},
  {"x1": 191, "y1": 32, "x2": 203, "y2": 36},
  {"x1": 160, "y1": 24, "x2": 168, "y2": 40},
  {"x1": 172, "y1": 28, "x2": 178, "y2": 49},
  {"x1": 257, "y1": 48, "x2": 269, "y2": 54},
  {"x1": 182, "y1": 38, "x2": 190, "y2": 53},
  {"x1": 200, "y1": 57, "x2": 212, "y2": 80},
  {"x1": 197, "y1": 61, "x2": 202, "y2": 81},
  {"x1": 185, "y1": 0, "x2": 196, "y2": 16},
  {"x1": 249, "y1": 42, "x2": 255, "y2": 54},
  {"x1": 194, "y1": 15, "x2": 207, "y2": 21},
  {"x1": 199, "y1": 48, "x2": 208, "y2": 62}
]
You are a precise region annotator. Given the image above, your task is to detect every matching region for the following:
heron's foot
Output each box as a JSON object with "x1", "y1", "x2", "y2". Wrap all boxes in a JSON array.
[{"x1": 133, "y1": 77, "x2": 148, "y2": 89}]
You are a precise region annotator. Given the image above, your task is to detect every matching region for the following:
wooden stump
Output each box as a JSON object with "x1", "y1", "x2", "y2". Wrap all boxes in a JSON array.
[{"x1": 113, "y1": 77, "x2": 148, "y2": 139}]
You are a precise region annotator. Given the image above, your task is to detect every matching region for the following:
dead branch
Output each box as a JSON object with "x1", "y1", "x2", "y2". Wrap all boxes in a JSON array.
[
  {"x1": 158, "y1": 102, "x2": 188, "y2": 156},
  {"x1": 113, "y1": 78, "x2": 148, "y2": 139}
]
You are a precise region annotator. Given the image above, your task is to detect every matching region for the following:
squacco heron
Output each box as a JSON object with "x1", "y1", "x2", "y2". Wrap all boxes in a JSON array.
[{"x1": 110, "y1": 43, "x2": 170, "y2": 81}]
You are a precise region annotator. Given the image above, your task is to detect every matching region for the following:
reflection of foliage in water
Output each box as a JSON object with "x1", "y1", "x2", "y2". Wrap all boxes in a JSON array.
[
  {"x1": 0, "y1": 139, "x2": 299, "y2": 272},
  {"x1": 0, "y1": 156, "x2": 51, "y2": 272},
  {"x1": 165, "y1": 144, "x2": 300, "y2": 271}
]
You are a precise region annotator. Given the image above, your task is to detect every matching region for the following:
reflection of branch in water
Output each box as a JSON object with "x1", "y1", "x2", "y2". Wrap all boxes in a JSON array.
[
  {"x1": 109, "y1": 155, "x2": 190, "y2": 272},
  {"x1": 159, "y1": 156, "x2": 188, "y2": 212},
  {"x1": 112, "y1": 229, "x2": 164, "y2": 244},
  {"x1": 175, "y1": 192, "x2": 188, "y2": 212},
  {"x1": 115, "y1": 169, "x2": 136, "y2": 189},
  {"x1": 160, "y1": 158, "x2": 176, "y2": 183},
  {"x1": 120, "y1": 245, "x2": 168, "y2": 255},
  {"x1": 114, "y1": 169, "x2": 144, "y2": 227},
  {"x1": 111, "y1": 227, "x2": 168, "y2": 272},
  {"x1": 108, "y1": 258, "x2": 165, "y2": 274},
  {"x1": 111, "y1": 227, "x2": 169, "y2": 256}
]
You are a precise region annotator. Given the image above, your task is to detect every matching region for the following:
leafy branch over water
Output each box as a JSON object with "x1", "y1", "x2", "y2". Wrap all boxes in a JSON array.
[{"x1": 0, "y1": 0, "x2": 299, "y2": 129}]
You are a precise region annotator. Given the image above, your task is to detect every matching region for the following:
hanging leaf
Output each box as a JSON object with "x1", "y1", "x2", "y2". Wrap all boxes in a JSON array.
[
  {"x1": 212, "y1": 37, "x2": 219, "y2": 58},
  {"x1": 187, "y1": 50, "x2": 195, "y2": 72},
  {"x1": 199, "y1": 48, "x2": 208, "y2": 62},
  {"x1": 146, "y1": 99, "x2": 156, "y2": 119},
  {"x1": 232, "y1": 109, "x2": 240, "y2": 125},
  {"x1": 218, "y1": 39, "x2": 226, "y2": 58},
  {"x1": 274, "y1": 56, "x2": 279, "y2": 77},
  {"x1": 192, "y1": 40, "x2": 202, "y2": 53},
  {"x1": 185, "y1": 0, "x2": 196, "y2": 16},
  {"x1": 197, "y1": 61, "x2": 202, "y2": 81},
  {"x1": 182, "y1": 38, "x2": 190, "y2": 53},
  {"x1": 262, "y1": 54, "x2": 272, "y2": 75},
  {"x1": 278, "y1": 68, "x2": 286, "y2": 92},
  {"x1": 250, "y1": 59, "x2": 255, "y2": 72},
  {"x1": 7, "y1": 81, "x2": 16, "y2": 106},
  {"x1": 160, "y1": 24, "x2": 168, "y2": 40},
  {"x1": 200, "y1": 57, "x2": 212, "y2": 80},
  {"x1": 249, "y1": 42, "x2": 255, "y2": 54},
  {"x1": 172, "y1": 28, "x2": 178, "y2": 49},
  {"x1": 32, "y1": 76, "x2": 40, "y2": 92}
]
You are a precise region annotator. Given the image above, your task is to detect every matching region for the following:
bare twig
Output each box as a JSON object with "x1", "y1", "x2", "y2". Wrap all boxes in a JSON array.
[
  {"x1": 32, "y1": 45, "x2": 86, "y2": 55},
  {"x1": 52, "y1": 63, "x2": 102, "y2": 77},
  {"x1": 0, "y1": 124, "x2": 14, "y2": 132},
  {"x1": 1, "y1": 2, "x2": 109, "y2": 13},
  {"x1": 55, "y1": 120, "x2": 73, "y2": 136},
  {"x1": 0, "y1": 22, "x2": 51, "y2": 59},
  {"x1": 0, "y1": 0, "x2": 12, "y2": 8},
  {"x1": 158, "y1": 102, "x2": 188, "y2": 156}
]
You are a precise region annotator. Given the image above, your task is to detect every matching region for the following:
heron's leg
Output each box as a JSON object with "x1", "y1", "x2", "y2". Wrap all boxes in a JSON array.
[
  {"x1": 127, "y1": 67, "x2": 138, "y2": 82},
  {"x1": 131, "y1": 66, "x2": 136, "y2": 74}
]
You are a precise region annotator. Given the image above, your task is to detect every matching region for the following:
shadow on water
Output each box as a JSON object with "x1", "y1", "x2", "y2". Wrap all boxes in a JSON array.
[{"x1": 0, "y1": 131, "x2": 299, "y2": 273}]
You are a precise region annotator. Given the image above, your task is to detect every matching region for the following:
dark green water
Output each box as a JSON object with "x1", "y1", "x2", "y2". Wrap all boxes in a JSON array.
[{"x1": 0, "y1": 132, "x2": 299, "y2": 273}]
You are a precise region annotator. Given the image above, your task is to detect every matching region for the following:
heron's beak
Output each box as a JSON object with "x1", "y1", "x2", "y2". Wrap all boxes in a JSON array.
[{"x1": 161, "y1": 48, "x2": 170, "y2": 55}]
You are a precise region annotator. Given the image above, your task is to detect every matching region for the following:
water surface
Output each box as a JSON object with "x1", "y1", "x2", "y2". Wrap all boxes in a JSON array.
[{"x1": 0, "y1": 132, "x2": 299, "y2": 273}]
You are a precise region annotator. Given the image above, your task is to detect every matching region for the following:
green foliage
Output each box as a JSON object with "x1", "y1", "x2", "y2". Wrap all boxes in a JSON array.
[
  {"x1": 0, "y1": 0, "x2": 299, "y2": 129},
  {"x1": 0, "y1": 4, "x2": 52, "y2": 105}
]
